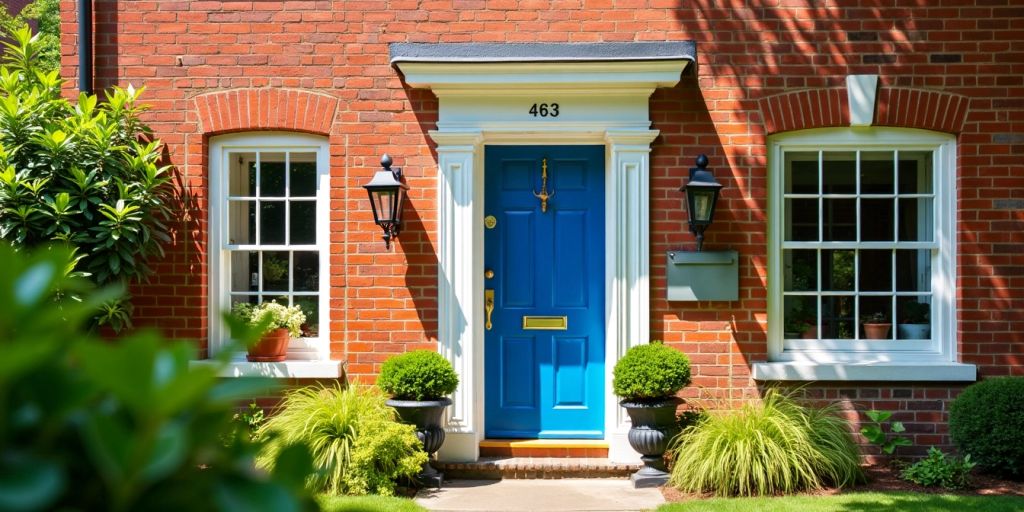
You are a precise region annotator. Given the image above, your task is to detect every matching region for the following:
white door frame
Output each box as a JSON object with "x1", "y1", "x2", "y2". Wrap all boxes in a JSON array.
[{"x1": 394, "y1": 59, "x2": 691, "y2": 462}]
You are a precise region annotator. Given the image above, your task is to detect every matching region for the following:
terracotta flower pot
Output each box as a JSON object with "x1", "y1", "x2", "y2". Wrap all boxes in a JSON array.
[
  {"x1": 863, "y1": 323, "x2": 891, "y2": 340},
  {"x1": 246, "y1": 327, "x2": 290, "y2": 362}
]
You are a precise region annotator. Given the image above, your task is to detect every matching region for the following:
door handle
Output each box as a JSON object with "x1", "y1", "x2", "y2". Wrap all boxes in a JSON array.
[{"x1": 484, "y1": 289, "x2": 495, "y2": 331}]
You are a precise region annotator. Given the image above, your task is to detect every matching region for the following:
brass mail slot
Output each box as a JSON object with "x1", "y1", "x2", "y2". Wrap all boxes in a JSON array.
[{"x1": 522, "y1": 316, "x2": 568, "y2": 330}]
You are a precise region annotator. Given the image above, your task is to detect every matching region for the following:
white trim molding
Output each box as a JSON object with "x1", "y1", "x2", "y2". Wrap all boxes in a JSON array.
[
  {"x1": 406, "y1": 57, "x2": 688, "y2": 463},
  {"x1": 207, "y1": 132, "x2": 337, "y2": 371},
  {"x1": 761, "y1": 127, "x2": 975, "y2": 382}
]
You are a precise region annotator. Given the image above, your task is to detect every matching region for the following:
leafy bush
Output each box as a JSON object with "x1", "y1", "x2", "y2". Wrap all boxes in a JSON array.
[
  {"x1": 232, "y1": 301, "x2": 306, "y2": 338},
  {"x1": 232, "y1": 402, "x2": 267, "y2": 442},
  {"x1": 377, "y1": 350, "x2": 460, "y2": 401},
  {"x1": 0, "y1": 27, "x2": 173, "y2": 330},
  {"x1": 344, "y1": 420, "x2": 428, "y2": 496},
  {"x1": 949, "y1": 377, "x2": 1024, "y2": 480},
  {"x1": 0, "y1": 243, "x2": 316, "y2": 512},
  {"x1": 669, "y1": 389, "x2": 863, "y2": 497},
  {"x1": 257, "y1": 383, "x2": 425, "y2": 496},
  {"x1": 612, "y1": 341, "x2": 691, "y2": 402},
  {"x1": 901, "y1": 447, "x2": 975, "y2": 490},
  {"x1": 0, "y1": 1, "x2": 59, "y2": 72},
  {"x1": 860, "y1": 410, "x2": 911, "y2": 456}
]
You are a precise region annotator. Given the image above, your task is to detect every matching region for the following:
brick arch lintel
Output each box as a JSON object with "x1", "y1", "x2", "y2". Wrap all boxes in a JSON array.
[
  {"x1": 194, "y1": 88, "x2": 339, "y2": 136},
  {"x1": 759, "y1": 86, "x2": 969, "y2": 136}
]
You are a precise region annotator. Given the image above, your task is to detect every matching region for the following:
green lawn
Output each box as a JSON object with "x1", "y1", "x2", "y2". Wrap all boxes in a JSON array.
[
  {"x1": 318, "y1": 494, "x2": 425, "y2": 512},
  {"x1": 657, "y1": 492, "x2": 1024, "y2": 512}
]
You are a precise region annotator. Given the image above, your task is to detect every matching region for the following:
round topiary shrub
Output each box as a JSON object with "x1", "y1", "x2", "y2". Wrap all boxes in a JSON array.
[
  {"x1": 612, "y1": 341, "x2": 691, "y2": 402},
  {"x1": 949, "y1": 376, "x2": 1024, "y2": 480},
  {"x1": 377, "y1": 350, "x2": 459, "y2": 401}
]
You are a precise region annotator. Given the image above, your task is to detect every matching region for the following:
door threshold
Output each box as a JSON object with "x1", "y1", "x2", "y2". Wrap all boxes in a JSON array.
[{"x1": 480, "y1": 439, "x2": 609, "y2": 458}]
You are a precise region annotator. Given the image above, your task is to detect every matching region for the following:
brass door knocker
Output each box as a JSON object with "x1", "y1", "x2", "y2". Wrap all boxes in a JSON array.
[{"x1": 533, "y1": 158, "x2": 555, "y2": 213}]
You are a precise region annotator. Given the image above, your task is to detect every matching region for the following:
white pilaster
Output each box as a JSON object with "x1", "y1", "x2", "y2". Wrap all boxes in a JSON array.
[
  {"x1": 604, "y1": 129, "x2": 659, "y2": 463},
  {"x1": 431, "y1": 131, "x2": 485, "y2": 463}
]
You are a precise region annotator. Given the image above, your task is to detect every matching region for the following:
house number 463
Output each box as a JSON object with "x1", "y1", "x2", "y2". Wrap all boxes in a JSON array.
[{"x1": 529, "y1": 103, "x2": 559, "y2": 117}]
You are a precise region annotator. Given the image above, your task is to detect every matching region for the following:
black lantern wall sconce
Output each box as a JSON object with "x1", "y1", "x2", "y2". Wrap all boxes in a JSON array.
[
  {"x1": 363, "y1": 154, "x2": 409, "y2": 249},
  {"x1": 680, "y1": 154, "x2": 723, "y2": 252}
]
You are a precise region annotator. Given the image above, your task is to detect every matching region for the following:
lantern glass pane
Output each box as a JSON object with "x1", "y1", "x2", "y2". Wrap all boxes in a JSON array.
[{"x1": 692, "y1": 190, "x2": 715, "y2": 222}]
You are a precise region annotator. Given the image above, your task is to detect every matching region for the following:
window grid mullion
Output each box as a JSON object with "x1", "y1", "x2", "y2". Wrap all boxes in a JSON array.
[{"x1": 817, "y1": 151, "x2": 823, "y2": 334}]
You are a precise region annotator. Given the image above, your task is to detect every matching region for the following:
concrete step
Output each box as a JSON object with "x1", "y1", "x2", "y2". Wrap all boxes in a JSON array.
[{"x1": 436, "y1": 457, "x2": 639, "y2": 480}]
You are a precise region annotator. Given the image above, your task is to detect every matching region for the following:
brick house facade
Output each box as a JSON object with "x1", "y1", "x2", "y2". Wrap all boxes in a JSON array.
[{"x1": 61, "y1": 1, "x2": 1023, "y2": 461}]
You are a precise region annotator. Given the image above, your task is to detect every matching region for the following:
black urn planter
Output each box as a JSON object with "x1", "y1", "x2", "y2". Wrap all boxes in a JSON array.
[
  {"x1": 386, "y1": 397, "x2": 451, "y2": 488},
  {"x1": 621, "y1": 396, "x2": 682, "y2": 488}
]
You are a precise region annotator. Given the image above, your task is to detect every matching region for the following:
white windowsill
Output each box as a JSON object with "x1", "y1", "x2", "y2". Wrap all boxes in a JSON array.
[
  {"x1": 190, "y1": 359, "x2": 345, "y2": 379},
  {"x1": 752, "y1": 361, "x2": 977, "y2": 382}
]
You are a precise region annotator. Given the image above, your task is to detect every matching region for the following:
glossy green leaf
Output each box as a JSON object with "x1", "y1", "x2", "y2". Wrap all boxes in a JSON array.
[{"x1": 0, "y1": 455, "x2": 64, "y2": 512}]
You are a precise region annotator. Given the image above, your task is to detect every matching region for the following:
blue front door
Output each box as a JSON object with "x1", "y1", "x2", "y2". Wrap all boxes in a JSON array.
[{"x1": 484, "y1": 145, "x2": 605, "y2": 439}]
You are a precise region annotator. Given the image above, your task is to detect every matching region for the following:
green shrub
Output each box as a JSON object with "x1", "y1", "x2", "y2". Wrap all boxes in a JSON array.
[
  {"x1": 901, "y1": 447, "x2": 975, "y2": 490},
  {"x1": 377, "y1": 350, "x2": 459, "y2": 401},
  {"x1": 0, "y1": 26, "x2": 173, "y2": 331},
  {"x1": 257, "y1": 383, "x2": 425, "y2": 495},
  {"x1": 344, "y1": 421, "x2": 428, "y2": 496},
  {"x1": 669, "y1": 389, "x2": 863, "y2": 497},
  {"x1": 612, "y1": 341, "x2": 691, "y2": 401},
  {"x1": 0, "y1": 243, "x2": 316, "y2": 511},
  {"x1": 949, "y1": 377, "x2": 1024, "y2": 480}
]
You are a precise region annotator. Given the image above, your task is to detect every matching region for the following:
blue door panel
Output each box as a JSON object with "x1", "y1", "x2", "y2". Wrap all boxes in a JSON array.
[
  {"x1": 554, "y1": 336, "x2": 586, "y2": 406},
  {"x1": 484, "y1": 145, "x2": 605, "y2": 439},
  {"x1": 553, "y1": 210, "x2": 588, "y2": 308}
]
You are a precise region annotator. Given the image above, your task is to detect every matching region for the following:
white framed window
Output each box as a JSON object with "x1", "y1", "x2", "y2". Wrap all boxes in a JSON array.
[
  {"x1": 756, "y1": 128, "x2": 975, "y2": 381},
  {"x1": 208, "y1": 132, "x2": 331, "y2": 366}
]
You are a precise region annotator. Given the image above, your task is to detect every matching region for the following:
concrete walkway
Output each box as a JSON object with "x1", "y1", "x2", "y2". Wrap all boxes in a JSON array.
[{"x1": 415, "y1": 479, "x2": 665, "y2": 512}]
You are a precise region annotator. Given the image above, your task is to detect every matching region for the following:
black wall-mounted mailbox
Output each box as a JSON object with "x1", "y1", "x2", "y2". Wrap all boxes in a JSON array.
[{"x1": 666, "y1": 250, "x2": 738, "y2": 301}]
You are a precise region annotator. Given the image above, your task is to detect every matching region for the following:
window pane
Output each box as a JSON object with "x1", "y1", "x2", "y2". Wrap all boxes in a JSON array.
[
  {"x1": 785, "y1": 198, "x2": 818, "y2": 241},
  {"x1": 823, "y1": 295, "x2": 855, "y2": 339},
  {"x1": 822, "y1": 198, "x2": 856, "y2": 241},
  {"x1": 294, "y1": 251, "x2": 319, "y2": 292},
  {"x1": 262, "y1": 251, "x2": 290, "y2": 292},
  {"x1": 230, "y1": 251, "x2": 258, "y2": 292},
  {"x1": 785, "y1": 152, "x2": 818, "y2": 194},
  {"x1": 898, "y1": 152, "x2": 933, "y2": 194},
  {"x1": 260, "y1": 152, "x2": 286, "y2": 197},
  {"x1": 860, "y1": 198, "x2": 895, "y2": 241},
  {"x1": 260, "y1": 201, "x2": 285, "y2": 244},
  {"x1": 822, "y1": 249, "x2": 854, "y2": 291},
  {"x1": 859, "y1": 250, "x2": 893, "y2": 292},
  {"x1": 290, "y1": 152, "x2": 317, "y2": 197},
  {"x1": 227, "y1": 200, "x2": 256, "y2": 245},
  {"x1": 822, "y1": 152, "x2": 856, "y2": 194},
  {"x1": 290, "y1": 201, "x2": 317, "y2": 245},
  {"x1": 860, "y1": 151, "x2": 894, "y2": 194},
  {"x1": 859, "y1": 296, "x2": 893, "y2": 340},
  {"x1": 229, "y1": 152, "x2": 256, "y2": 196},
  {"x1": 784, "y1": 295, "x2": 818, "y2": 339},
  {"x1": 294, "y1": 295, "x2": 319, "y2": 337},
  {"x1": 898, "y1": 198, "x2": 933, "y2": 242},
  {"x1": 897, "y1": 296, "x2": 931, "y2": 339},
  {"x1": 896, "y1": 249, "x2": 931, "y2": 292},
  {"x1": 784, "y1": 249, "x2": 817, "y2": 292}
]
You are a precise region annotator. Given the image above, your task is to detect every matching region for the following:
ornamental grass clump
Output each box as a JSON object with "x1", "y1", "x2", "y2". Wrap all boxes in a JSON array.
[
  {"x1": 611, "y1": 341, "x2": 691, "y2": 402},
  {"x1": 669, "y1": 389, "x2": 863, "y2": 497},
  {"x1": 377, "y1": 350, "x2": 459, "y2": 401},
  {"x1": 256, "y1": 384, "x2": 426, "y2": 496}
]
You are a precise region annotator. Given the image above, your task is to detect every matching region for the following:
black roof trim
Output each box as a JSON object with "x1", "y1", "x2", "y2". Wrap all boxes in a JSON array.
[{"x1": 389, "y1": 42, "x2": 697, "y2": 66}]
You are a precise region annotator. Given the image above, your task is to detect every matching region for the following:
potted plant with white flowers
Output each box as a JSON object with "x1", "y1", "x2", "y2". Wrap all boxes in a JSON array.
[{"x1": 231, "y1": 301, "x2": 305, "y2": 362}]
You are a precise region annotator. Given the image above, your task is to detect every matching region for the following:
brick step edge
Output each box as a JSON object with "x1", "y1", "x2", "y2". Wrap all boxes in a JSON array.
[{"x1": 435, "y1": 458, "x2": 640, "y2": 480}]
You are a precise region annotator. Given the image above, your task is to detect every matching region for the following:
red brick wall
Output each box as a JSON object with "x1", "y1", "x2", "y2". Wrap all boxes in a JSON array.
[{"x1": 60, "y1": 1, "x2": 1024, "y2": 445}]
